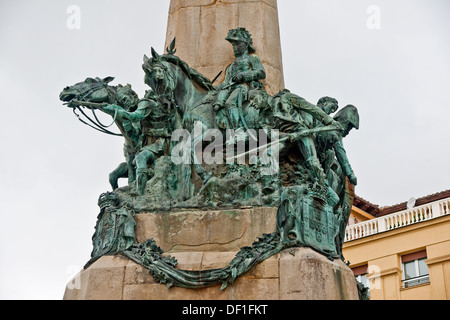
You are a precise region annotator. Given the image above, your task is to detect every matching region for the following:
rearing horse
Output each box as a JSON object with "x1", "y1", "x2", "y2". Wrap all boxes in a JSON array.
[
  {"x1": 143, "y1": 48, "x2": 217, "y2": 131},
  {"x1": 142, "y1": 48, "x2": 218, "y2": 183}
]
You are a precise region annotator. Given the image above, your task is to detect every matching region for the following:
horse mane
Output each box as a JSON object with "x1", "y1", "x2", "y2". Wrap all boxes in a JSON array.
[{"x1": 161, "y1": 54, "x2": 214, "y2": 92}]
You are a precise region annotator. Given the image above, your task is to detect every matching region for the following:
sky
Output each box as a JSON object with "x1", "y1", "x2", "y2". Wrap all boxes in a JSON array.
[{"x1": 0, "y1": 0, "x2": 449, "y2": 300}]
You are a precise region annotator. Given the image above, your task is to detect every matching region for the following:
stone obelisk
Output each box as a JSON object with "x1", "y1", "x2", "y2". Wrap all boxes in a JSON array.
[{"x1": 165, "y1": 0, "x2": 285, "y2": 95}]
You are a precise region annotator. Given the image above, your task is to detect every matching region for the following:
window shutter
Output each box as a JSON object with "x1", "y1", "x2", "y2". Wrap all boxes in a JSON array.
[
  {"x1": 352, "y1": 265, "x2": 369, "y2": 276},
  {"x1": 401, "y1": 250, "x2": 427, "y2": 263}
]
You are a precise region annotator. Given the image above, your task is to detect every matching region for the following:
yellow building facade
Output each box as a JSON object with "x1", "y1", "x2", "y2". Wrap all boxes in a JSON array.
[{"x1": 343, "y1": 191, "x2": 450, "y2": 300}]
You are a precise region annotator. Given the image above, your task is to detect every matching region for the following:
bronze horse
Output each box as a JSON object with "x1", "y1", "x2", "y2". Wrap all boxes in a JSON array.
[{"x1": 59, "y1": 77, "x2": 139, "y2": 190}]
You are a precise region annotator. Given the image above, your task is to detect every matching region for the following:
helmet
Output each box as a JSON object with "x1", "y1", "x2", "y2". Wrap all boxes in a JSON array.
[
  {"x1": 225, "y1": 28, "x2": 256, "y2": 53},
  {"x1": 334, "y1": 104, "x2": 360, "y2": 130}
]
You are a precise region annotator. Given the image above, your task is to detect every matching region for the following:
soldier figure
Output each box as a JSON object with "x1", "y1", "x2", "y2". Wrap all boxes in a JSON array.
[
  {"x1": 315, "y1": 104, "x2": 359, "y2": 186},
  {"x1": 105, "y1": 84, "x2": 141, "y2": 190},
  {"x1": 102, "y1": 90, "x2": 172, "y2": 195},
  {"x1": 272, "y1": 90, "x2": 342, "y2": 186},
  {"x1": 214, "y1": 28, "x2": 266, "y2": 129}
]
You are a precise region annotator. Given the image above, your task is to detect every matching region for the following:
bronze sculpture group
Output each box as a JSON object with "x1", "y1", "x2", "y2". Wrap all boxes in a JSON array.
[{"x1": 60, "y1": 28, "x2": 360, "y2": 290}]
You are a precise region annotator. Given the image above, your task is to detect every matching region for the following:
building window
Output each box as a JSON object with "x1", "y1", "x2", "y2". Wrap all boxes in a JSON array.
[
  {"x1": 352, "y1": 265, "x2": 370, "y2": 295},
  {"x1": 401, "y1": 250, "x2": 430, "y2": 288},
  {"x1": 356, "y1": 274, "x2": 369, "y2": 288}
]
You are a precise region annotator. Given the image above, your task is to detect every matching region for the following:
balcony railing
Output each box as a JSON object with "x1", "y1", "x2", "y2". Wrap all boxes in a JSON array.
[{"x1": 345, "y1": 197, "x2": 450, "y2": 242}]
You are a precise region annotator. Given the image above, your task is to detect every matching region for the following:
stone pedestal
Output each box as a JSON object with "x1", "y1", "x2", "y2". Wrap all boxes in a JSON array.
[
  {"x1": 63, "y1": 208, "x2": 359, "y2": 300},
  {"x1": 165, "y1": 0, "x2": 285, "y2": 95}
]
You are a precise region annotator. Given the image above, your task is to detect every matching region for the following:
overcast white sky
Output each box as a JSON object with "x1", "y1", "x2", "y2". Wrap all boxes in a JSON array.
[{"x1": 0, "y1": 0, "x2": 449, "y2": 300}]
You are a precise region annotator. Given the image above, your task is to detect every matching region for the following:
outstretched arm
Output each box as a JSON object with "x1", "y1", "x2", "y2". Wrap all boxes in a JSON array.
[
  {"x1": 102, "y1": 99, "x2": 155, "y2": 123},
  {"x1": 284, "y1": 93, "x2": 342, "y2": 129}
]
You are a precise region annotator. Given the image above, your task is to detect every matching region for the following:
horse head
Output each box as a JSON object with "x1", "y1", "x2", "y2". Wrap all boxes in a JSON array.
[
  {"x1": 142, "y1": 48, "x2": 176, "y2": 97},
  {"x1": 59, "y1": 76, "x2": 116, "y2": 105}
]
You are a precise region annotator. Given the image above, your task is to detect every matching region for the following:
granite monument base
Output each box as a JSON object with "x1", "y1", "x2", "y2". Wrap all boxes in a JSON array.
[{"x1": 63, "y1": 208, "x2": 358, "y2": 300}]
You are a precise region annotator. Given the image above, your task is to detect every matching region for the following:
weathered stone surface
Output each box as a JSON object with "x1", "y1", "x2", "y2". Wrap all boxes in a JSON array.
[
  {"x1": 279, "y1": 248, "x2": 359, "y2": 300},
  {"x1": 63, "y1": 256, "x2": 129, "y2": 300},
  {"x1": 124, "y1": 260, "x2": 157, "y2": 285},
  {"x1": 201, "y1": 251, "x2": 238, "y2": 269},
  {"x1": 165, "y1": 0, "x2": 284, "y2": 95},
  {"x1": 231, "y1": 277, "x2": 280, "y2": 300},
  {"x1": 134, "y1": 207, "x2": 278, "y2": 252},
  {"x1": 245, "y1": 254, "x2": 279, "y2": 279},
  {"x1": 64, "y1": 247, "x2": 358, "y2": 300}
]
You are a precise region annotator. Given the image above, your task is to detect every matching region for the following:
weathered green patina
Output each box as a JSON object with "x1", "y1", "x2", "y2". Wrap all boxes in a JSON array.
[{"x1": 60, "y1": 28, "x2": 360, "y2": 291}]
